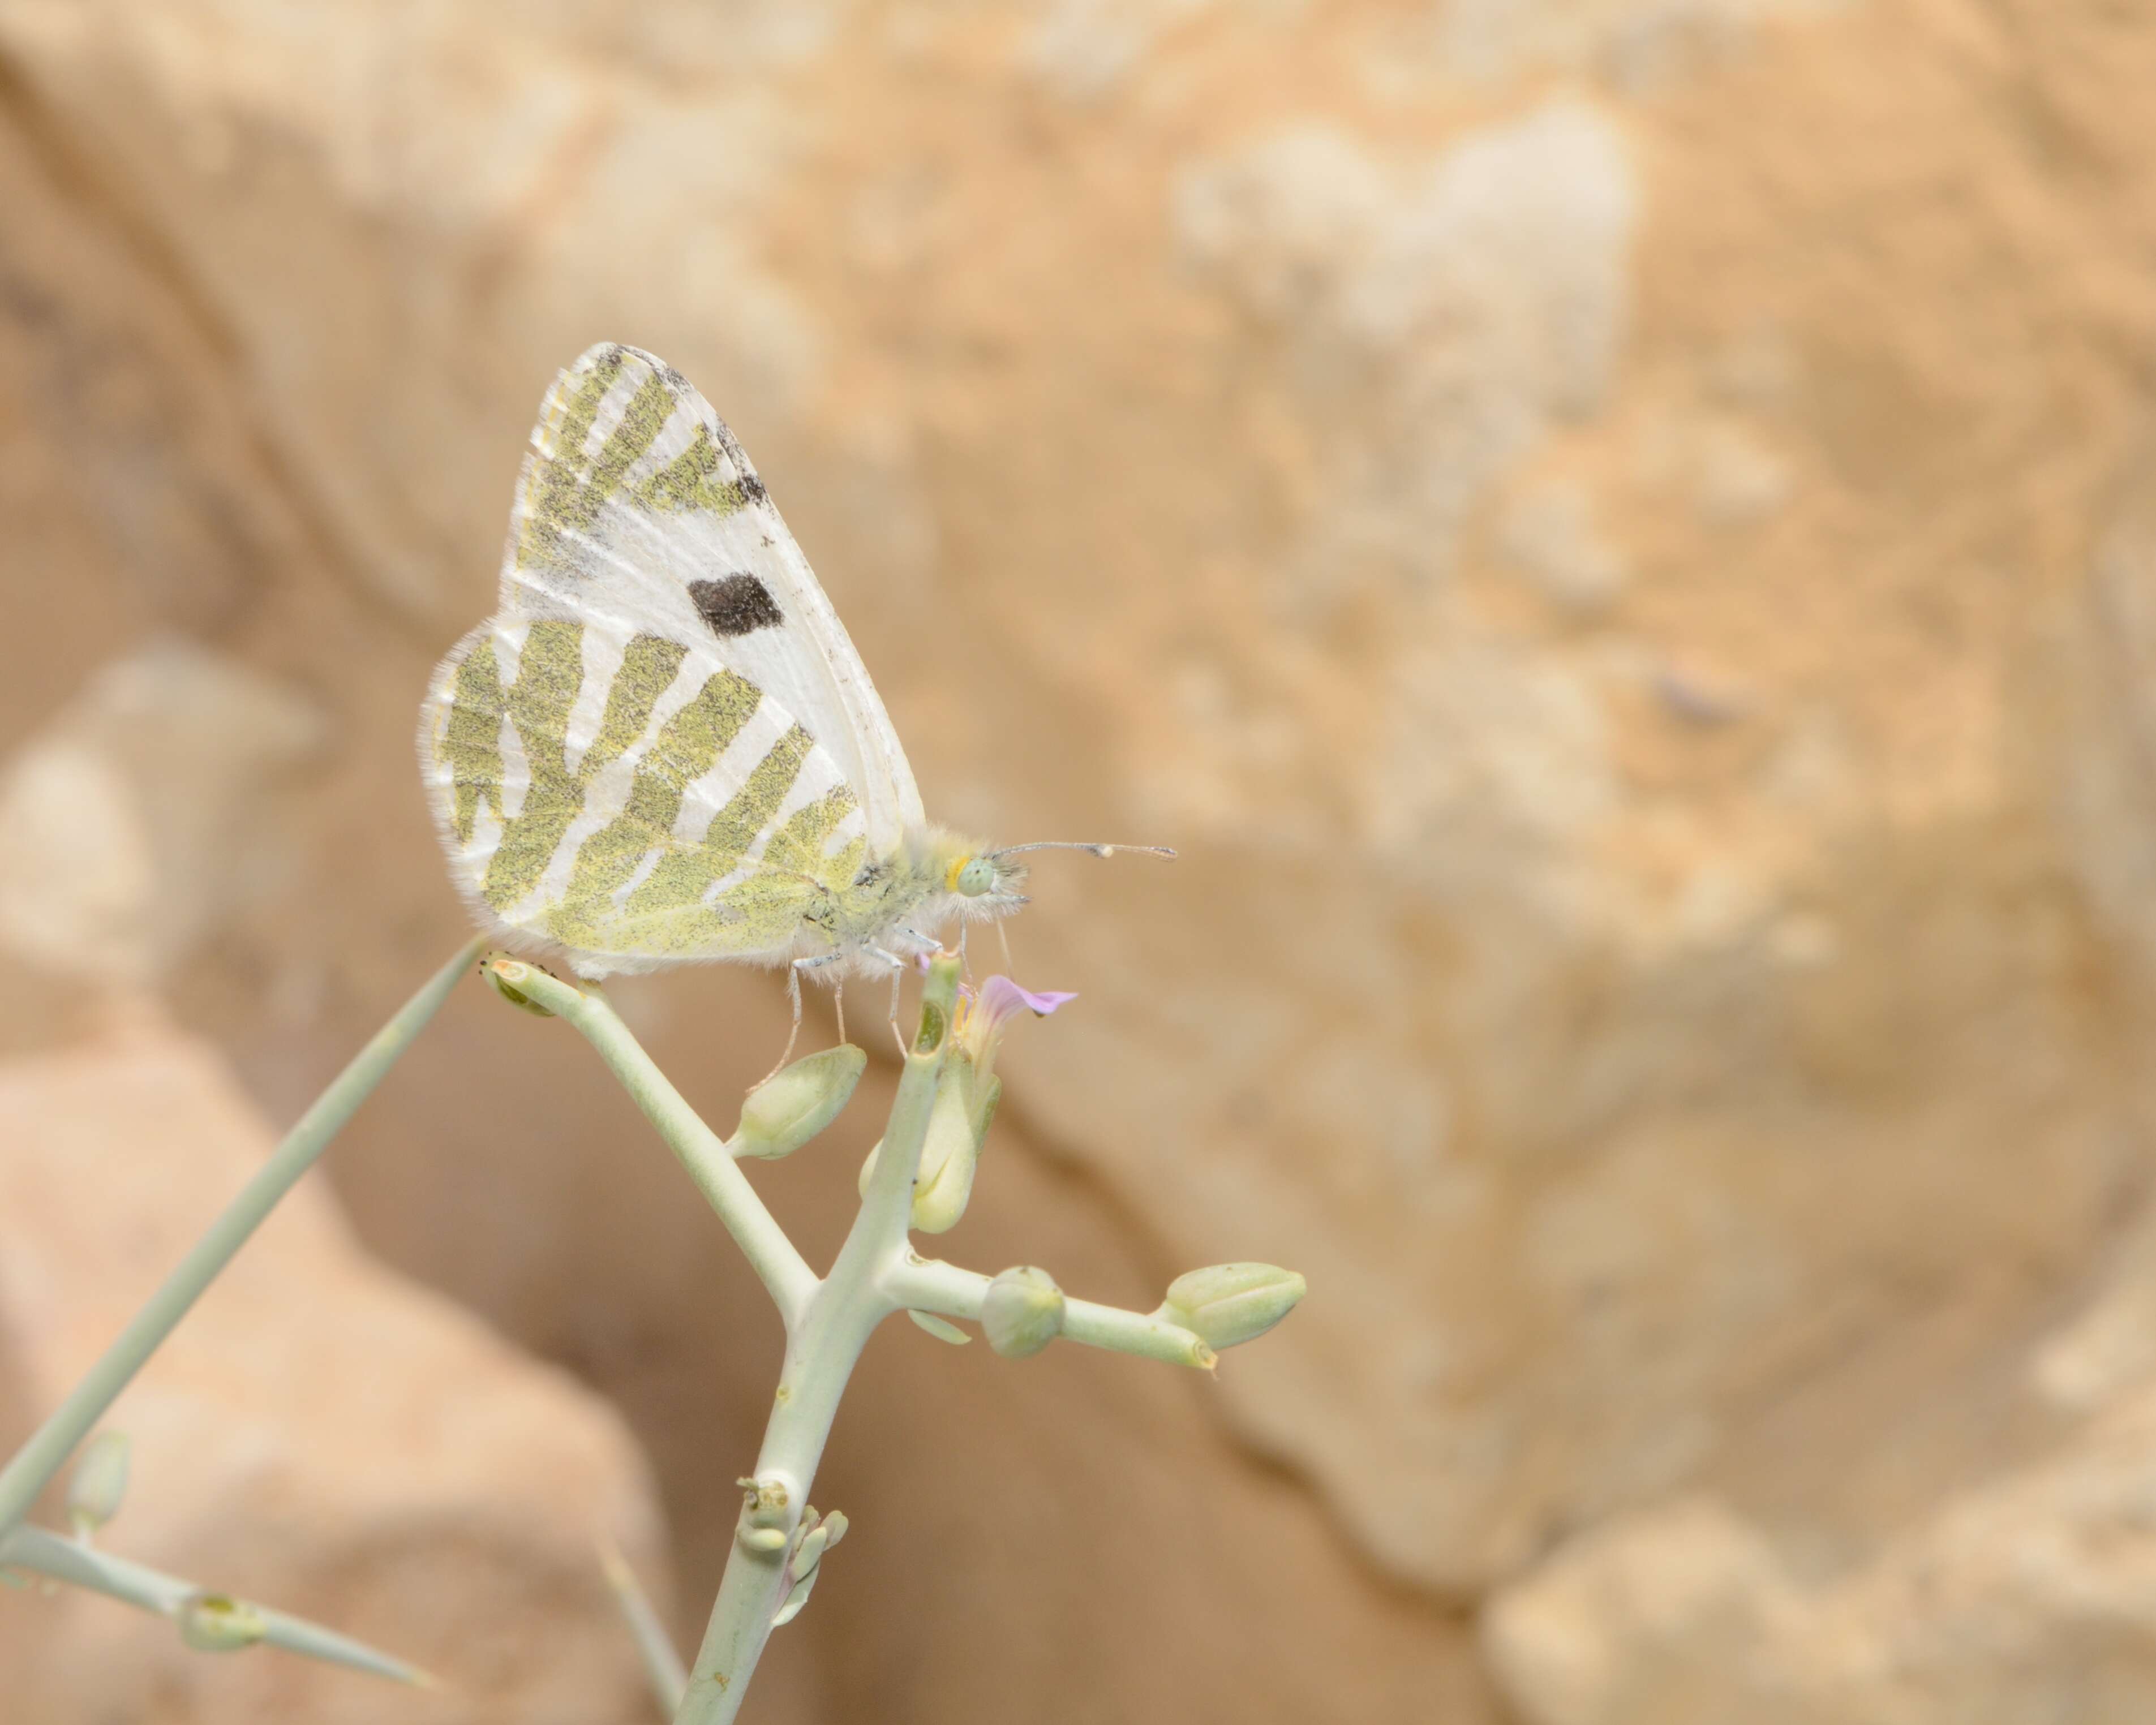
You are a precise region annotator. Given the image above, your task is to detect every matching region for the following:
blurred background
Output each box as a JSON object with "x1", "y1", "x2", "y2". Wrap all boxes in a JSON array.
[{"x1": 3, "y1": 1, "x2": 2155, "y2": 1720}]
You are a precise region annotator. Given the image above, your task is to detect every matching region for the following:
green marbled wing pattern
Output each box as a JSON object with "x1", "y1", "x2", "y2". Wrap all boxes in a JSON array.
[{"x1": 418, "y1": 614, "x2": 874, "y2": 977}]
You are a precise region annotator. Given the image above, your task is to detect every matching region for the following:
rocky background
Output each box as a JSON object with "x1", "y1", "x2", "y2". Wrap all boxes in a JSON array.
[{"x1": 3, "y1": 1, "x2": 2155, "y2": 1720}]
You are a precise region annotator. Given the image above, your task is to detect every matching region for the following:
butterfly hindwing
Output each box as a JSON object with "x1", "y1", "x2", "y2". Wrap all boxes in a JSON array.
[{"x1": 419, "y1": 612, "x2": 871, "y2": 975}]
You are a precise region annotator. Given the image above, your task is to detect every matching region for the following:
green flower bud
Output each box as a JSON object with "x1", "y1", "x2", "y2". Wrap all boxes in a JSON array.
[
  {"x1": 732, "y1": 1044, "x2": 866, "y2": 1160},
  {"x1": 67, "y1": 1430, "x2": 129, "y2": 1541},
  {"x1": 1159, "y1": 1262, "x2": 1306, "y2": 1350},
  {"x1": 982, "y1": 1266, "x2": 1065, "y2": 1358},
  {"x1": 857, "y1": 1047, "x2": 1003, "y2": 1229},
  {"x1": 909, "y1": 1066, "x2": 998, "y2": 1234},
  {"x1": 735, "y1": 1472, "x2": 794, "y2": 1552},
  {"x1": 178, "y1": 1592, "x2": 268, "y2": 1652}
]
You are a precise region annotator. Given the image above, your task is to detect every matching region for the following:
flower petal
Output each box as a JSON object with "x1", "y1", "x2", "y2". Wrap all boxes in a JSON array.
[{"x1": 977, "y1": 975, "x2": 1077, "y2": 1027}]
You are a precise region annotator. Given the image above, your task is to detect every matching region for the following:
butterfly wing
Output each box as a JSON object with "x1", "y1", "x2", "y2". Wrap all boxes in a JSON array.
[
  {"x1": 416, "y1": 345, "x2": 917, "y2": 976},
  {"x1": 504, "y1": 342, "x2": 922, "y2": 851},
  {"x1": 419, "y1": 612, "x2": 874, "y2": 975}
]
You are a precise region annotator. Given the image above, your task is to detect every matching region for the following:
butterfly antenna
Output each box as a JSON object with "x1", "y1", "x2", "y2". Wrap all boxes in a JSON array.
[{"x1": 988, "y1": 842, "x2": 1177, "y2": 861}]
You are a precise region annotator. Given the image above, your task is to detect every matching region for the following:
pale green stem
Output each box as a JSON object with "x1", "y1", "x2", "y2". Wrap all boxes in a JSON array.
[
  {"x1": 882, "y1": 1255, "x2": 1217, "y2": 1370},
  {"x1": 0, "y1": 1522, "x2": 432, "y2": 1685},
  {"x1": 0, "y1": 936, "x2": 484, "y2": 1538},
  {"x1": 485, "y1": 963, "x2": 817, "y2": 1326},
  {"x1": 599, "y1": 1538, "x2": 689, "y2": 1718},
  {"x1": 671, "y1": 957, "x2": 961, "y2": 1725}
]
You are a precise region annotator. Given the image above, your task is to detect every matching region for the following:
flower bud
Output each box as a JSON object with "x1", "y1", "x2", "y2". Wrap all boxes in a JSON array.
[
  {"x1": 67, "y1": 1430, "x2": 129, "y2": 1541},
  {"x1": 737, "y1": 1471, "x2": 793, "y2": 1552},
  {"x1": 1159, "y1": 1263, "x2": 1306, "y2": 1350},
  {"x1": 982, "y1": 1266, "x2": 1065, "y2": 1358},
  {"x1": 909, "y1": 1067, "x2": 999, "y2": 1234},
  {"x1": 178, "y1": 1592, "x2": 268, "y2": 1652},
  {"x1": 732, "y1": 1044, "x2": 866, "y2": 1160}
]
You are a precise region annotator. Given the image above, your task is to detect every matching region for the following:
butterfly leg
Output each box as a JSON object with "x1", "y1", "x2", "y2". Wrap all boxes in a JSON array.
[
  {"x1": 834, "y1": 982, "x2": 845, "y2": 1047},
  {"x1": 867, "y1": 946, "x2": 912, "y2": 1060},
  {"x1": 767, "y1": 953, "x2": 844, "y2": 1083},
  {"x1": 904, "y1": 923, "x2": 963, "y2": 981}
]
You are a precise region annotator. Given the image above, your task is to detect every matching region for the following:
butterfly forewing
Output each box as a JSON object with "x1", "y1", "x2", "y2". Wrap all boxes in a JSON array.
[{"x1": 500, "y1": 344, "x2": 921, "y2": 850}]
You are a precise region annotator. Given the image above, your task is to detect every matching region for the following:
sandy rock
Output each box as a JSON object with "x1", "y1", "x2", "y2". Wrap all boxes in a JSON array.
[
  {"x1": 1427, "y1": 0, "x2": 1845, "y2": 88},
  {"x1": 0, "y1": 1021, "x2": 668, "y2": 1723},
  {"x1": 1488, "y1": 1384, "x2": 2156, "y2": 1725},
  {"x1": 0, "y1": 642, "x2": 321, "y2": 988},
  {"x1": 1174, "y1": 100, "x2": 1637, "y2": 595},
  {"x1": 1482, "y1": 1498, "x2": 1802, "y2": 1725}
]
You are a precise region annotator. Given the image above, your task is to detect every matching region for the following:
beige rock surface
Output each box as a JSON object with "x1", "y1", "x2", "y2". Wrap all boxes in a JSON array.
[
  {"x1": 1487, "y1": 1377, "x2": 2156, "y2": 1724},
  {"x1": 0, "y1": 1018, "x2": 668, "y2": 1723},
  {"x1": 0, "y1": 641, "x2": 321, "y2": 987},
  {"x1": 3, "y1": 0, "x2": 2156, "y2": 1717}
]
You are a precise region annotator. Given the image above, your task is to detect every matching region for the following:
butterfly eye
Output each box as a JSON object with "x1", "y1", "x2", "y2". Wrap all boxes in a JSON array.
[{"x1": 955, "y1": 857, "x2": 998, "y2": 897}]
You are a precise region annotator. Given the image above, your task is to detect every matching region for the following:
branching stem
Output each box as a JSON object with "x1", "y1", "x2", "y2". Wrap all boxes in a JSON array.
[
  {"x1": 884, "y1": 1255, "x2": 1216, "y2": 1370},
  {"x1": 497, "y1": 952, "x2": 1236, "y2": 1724}
]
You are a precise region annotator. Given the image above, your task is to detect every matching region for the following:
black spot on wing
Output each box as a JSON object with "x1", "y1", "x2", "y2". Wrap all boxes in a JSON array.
[{"x1": 691, "y1": 573, "x2": 785, "y2": 636}]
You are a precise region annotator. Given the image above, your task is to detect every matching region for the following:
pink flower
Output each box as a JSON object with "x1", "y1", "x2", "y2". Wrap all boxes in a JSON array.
[
  {"x1": 975, "y1": 975, "x2": 1077, "y2": 1026},
  {"x1": 952, "y1": 975, "x2": 1073, "y2": 1091}
]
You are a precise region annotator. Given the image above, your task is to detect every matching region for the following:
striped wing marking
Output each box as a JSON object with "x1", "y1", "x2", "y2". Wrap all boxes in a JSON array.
[
  {"x1": 498, "y1": 343, "x2": 924, "y2": 857},
  {"x1": 420, "y1": 615, "x2": 869, "y2": 973}
]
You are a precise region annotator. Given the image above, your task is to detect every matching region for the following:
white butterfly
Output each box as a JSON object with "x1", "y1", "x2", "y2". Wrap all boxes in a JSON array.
[{"x1": 416, "y1": 344, "x2": 1152, "y2": 1030}]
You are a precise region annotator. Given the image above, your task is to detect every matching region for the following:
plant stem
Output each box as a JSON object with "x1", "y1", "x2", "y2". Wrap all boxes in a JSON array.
[
  {"x1": 599, "y1": 1538, "x2": 689, "y2": 1718},
  {"x1": 0, "y1": 1522, "x2": 432, "y2": 1684},
  {"x1": 882, "y1": 1255, "x2": 1217, "y2": 1370},
  {"x1": 486, "y1": 962, "x2": 818, "y2": 1326},
  {"x1": 0, "y1": 935, "x2": 484, "y2": 1538},
  {"x1": 671, "y1": 956, "x2": 961, "y2": 1725}
]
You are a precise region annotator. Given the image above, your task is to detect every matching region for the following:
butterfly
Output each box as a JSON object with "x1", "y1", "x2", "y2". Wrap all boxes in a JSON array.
[{"x1": 417, "y1": 343, "x2": 1161, "y2": 1046}]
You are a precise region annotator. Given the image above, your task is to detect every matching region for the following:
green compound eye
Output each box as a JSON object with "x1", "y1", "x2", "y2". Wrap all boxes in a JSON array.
[{"x1": 955, "y1": 857, "x2": 998, "y2": 897}]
